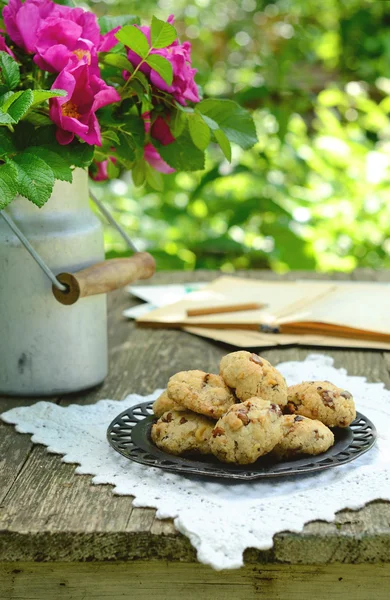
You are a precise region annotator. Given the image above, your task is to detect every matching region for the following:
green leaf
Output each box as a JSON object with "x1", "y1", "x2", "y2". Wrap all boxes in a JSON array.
[
  {"x1": 197, "y1": 113, "x2": 218, "y2": 130},
  {"x1": 0, "y1": 128, "x2": 15, "y2": 155},
  {"x1": 0, "y1": 111, "x2": 15, "y2": 125},
  {"x1": 0, "y1": 51, "x2": 20, "y2": 90},
  {"x1": 25, "y1": 111, "x2": 53, "y2": 126},
  {"x1": 145, "y1": 54, "x2": 173, "y2": 86},
  {"x1": 7, "y1": 89, "x2": 33, "y2": 123},
  {"x1": 0, "y1": 161, "x2": 18, "y2": 208},
  {"x1": 27, "y1": 146, "x2": 73, "y2": 183},
  {"x1": 11, "y1": 152, "x2": 55, "y2": 207},
  {"x1": 116, "y1": 131, "x2": 136, "y2": 168},
  {"x1": 107, "y1": 158, "x2": 120, "y2": 179},
  {"x1": 0, "y1": 91, "x2": 14, "y2": 109},
  {"x1": 188, "y1": 113, "x2": 211, "y2": 151},
  {"x1": 102, "y1": 130, "x2": 120, "y2": 146},
  {"x1": 145, "y1": 162, "x2": 163, "y2": 191},
  {"x1": 132, "y1": 160, "x2": 146, "y2": 187},
  {"x1": 98, "y1": 14, "x2": 139, "y2": 35},
  {"x1": 171, "y1": 110, "x2": 187, "y2": 137},
  {"x1": 101, "y1": 53, "x2": 134, "y2": 73},
  {"x1": 133, "y1": 71, "x2": 151, "y2": 91},
  {"x1": 31, "y1": 89, "x2": 67, "y2": 107},
  {"x1": 156, "y1": 129, "x2": 205, "y2": 171},
  {"x1": 115, "y1": 26, "x2": 149, "y2": 59},
  {"x1": 122, "y1": 114, "x2": 145, "y2": 152},
  {"x1": 197, "y1": 99, "x2": 257, "y2": 149},
  {"x1": 65, "y1": 141, "x2": 95, "y2": 168},
  {"x1": 214, "y1": 129, "x2": 232, "y2": 161},
  {"x1": 150, "y1": 16, "x2": 177, "y2": 49},
  {"x1": 93, "y1": 149, "x2": 106, "y2": 163}
]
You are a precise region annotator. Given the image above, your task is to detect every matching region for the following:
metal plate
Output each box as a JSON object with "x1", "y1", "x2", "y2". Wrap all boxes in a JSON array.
[{"x1": 107, "y1": 402, "x2": 377, "y2": 480}]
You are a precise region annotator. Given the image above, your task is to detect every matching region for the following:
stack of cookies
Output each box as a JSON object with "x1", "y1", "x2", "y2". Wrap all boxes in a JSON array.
[{"x1": 151, "y1": 351, "x2": 356, "y2": 465}]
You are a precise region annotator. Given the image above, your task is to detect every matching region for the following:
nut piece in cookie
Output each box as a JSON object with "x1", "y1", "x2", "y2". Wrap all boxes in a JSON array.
[
  {"x1": 286, "y1": 381, "x2": 356, "y2": 427},
  {"x1": 273, "y1": 415, "x2": 335, "y2": 459},
  {"x1": 151, "y1": 410, "x2": 214, "y2": 456},
  {"x1": 219, "y1": 351, "x2": 287, "y2": 406},
  {"x1": 209, "y1": 397, "x2": 284, "y2": 464},
  {"x1": 152, "y1": 390, "x2": 185, "y2": 417},
  {"x1": 167, "y1": 370, "x2": 236, "y2": 419}
]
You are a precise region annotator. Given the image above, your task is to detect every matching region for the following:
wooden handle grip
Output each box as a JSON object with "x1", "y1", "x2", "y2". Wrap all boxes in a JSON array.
[{"x1": 53, "y1": 252, "x2": 156, "y2": 306}]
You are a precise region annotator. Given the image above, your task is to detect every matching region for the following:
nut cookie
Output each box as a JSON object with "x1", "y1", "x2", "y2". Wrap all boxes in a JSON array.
[
  {"x1": 273, "y1": 415, "x2": 335, "y2": 459},
  {"x1": 152, "y1": 390, "x2": 185, "y2": 417},
  {"x1": 285, "y1": 381, "x2": 356, "y2": 427},
  {"x1": 209, "y1": 397, "x2": 284, "y2": 464},
  {"x1": 151, "y1": 410, "x2": 214, "y2": 455},
  {"x1": 167, "y1": 370, "x2": 236, "y2": 419},
  {"x1": 219, "y1": 351, "x2": 287, "y2": 406}
]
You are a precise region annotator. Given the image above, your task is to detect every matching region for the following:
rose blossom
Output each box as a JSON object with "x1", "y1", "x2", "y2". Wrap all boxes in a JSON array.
[
  {"x1": 98, "y1": 26, "x2": 121, "y2": 53},
  {"x1": 34, "y1": 20, "x2": 98, "y2": 74},
  {"x1": 49, "y1": 55, "x2": 120, "y2": 146},
  {"x1": 3, "y1": 0, "x2": 101, "y2": 69},
  {"x1": 33, "y1": 6, "x2": 101, "y2": 73},
  {"x1": 3, "y1": 0, "x2": 54, "y2": 53},
  {"x1": 143, "y1": 113, "x2": 175, "y2": 174},
  {"x1": 126, "y1": 16, "x2": 200, "y2": 106}
]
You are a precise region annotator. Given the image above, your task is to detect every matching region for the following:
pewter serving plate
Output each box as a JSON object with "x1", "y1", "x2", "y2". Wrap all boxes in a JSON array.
[{"x1": 107, "y1": 401, "x2": 377, "y2": 480}]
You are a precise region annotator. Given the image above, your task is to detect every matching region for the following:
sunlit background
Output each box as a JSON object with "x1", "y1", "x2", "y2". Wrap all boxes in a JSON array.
[{"x1": 89, "y1": 0, "x2": 390, "y2": 273}]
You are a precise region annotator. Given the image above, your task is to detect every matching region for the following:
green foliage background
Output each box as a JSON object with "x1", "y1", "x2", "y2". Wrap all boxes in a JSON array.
[{"x1": 89, "y1": 0, "x2": 390, "y2": 273}]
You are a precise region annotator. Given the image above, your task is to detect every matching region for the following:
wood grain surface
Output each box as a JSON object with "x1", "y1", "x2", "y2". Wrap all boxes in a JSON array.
[
  {"x1": 1, "y1": 269, "x2": 390, "y2": 572},
  {"x1": 2, "y1": 562, "x2": 390, "y2": 600}
]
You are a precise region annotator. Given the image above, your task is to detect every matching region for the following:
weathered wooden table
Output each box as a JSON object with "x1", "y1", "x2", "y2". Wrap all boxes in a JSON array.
[{"x1": 1, "y1": 270, "x2": 390, "y2": 600}]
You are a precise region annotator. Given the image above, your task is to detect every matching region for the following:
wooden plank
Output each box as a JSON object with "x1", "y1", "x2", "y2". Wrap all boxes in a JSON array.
[
  {"x1": 0, "y1": 424, "x2": 33, "y2": 505},
  {"x1": 1, "y1": 561, "x2": 390, "y2": 600},
  {"x1": 0, "y1": 399, "x2": 54, "y2": 506}
]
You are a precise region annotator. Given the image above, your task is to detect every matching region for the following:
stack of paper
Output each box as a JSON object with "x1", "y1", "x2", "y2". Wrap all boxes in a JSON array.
[{"x1": 132, "y1": 276, "x2": 390, "y2": 350}]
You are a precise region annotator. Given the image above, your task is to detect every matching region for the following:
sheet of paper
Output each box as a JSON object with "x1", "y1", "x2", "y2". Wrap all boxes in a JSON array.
[
  {"x1": 127, "y1": 282, "x2": 207, "y2": 307},
  {"x1": 124, "y1": 282, "x2": 208, "y2": 320},
  {"x1": 280, "y1": 283, "x2": 390, "y2": 334},
  {"x1": 136, "y1": 277, "x2": 336, "y2": 327},
  {"x1": 123, "y1": 303, "x2": 157, "y2": 319},
  {"x1": 183, "y1": 326, "x2": 390, "y2": 350}
]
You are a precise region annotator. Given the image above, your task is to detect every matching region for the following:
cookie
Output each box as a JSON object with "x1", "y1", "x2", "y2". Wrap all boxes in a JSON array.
[
  {"x1": 273, "y1": 415, "x2": 335, "y2": 459},
  {"x1": 151, "y1": 410, "x2": 214, "y2": 455},
  {"x1": 209, "y1": 397, "x2": 284, "y2": 464},
  {"x1": 286, "y1": 381, "x2": 356, "y2": 427},
  {"x1": 167, "y1": 370, "x2": 236, "y2": 419},
  {"x1": 219, "y1": 351, "x2": 287, "y2": 407},
  {"x1": 152, "y1": 390, "x2": 185, "y2": 417}
]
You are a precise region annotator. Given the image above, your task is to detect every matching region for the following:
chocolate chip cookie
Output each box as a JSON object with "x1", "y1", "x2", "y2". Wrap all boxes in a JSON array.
[
  {"x1": 152, "y1": 390, "x2": 185, "y2": 417},
  {"x1": 209, "y1": 397, "x2": 284, "y2": 464},
  {"x1": 167, "y1": 370, "x2": 236, "y2": 419},
  {"x1": 286, "y1": 381, "x2": 356, "y2": 427},
  {"x1": 151, "y1": 410, "x2": 214, "y2": 455},
  {"x1": 219, "y1": 351, "x2": 288, "y2": 406},
  {"x1": 273, "y1": 415, "x2": 335, "y2": 459}
]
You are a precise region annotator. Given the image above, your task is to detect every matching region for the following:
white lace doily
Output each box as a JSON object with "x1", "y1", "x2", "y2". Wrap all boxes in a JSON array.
[{"x1": 2, "y1": 354, "x2": 390, "y2": 570}]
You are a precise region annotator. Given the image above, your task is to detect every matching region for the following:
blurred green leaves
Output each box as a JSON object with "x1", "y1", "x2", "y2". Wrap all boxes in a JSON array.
[{"x1": 91, "y1": 0, "x2": 390, "y2": 273}]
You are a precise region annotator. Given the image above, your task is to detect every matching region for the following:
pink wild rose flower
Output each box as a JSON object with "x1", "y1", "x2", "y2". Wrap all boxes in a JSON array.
[
  {"x1": 3, "y1": 0, "x2": 55, "y2": 53},
  {"x1": 126, "y1": 15, "x2": 200, "y2": 106},
  {"x1": 49, "y1": 56, "x2": 120, "y2": 146},
  {"x1": 33, "y1": 7, "x2": 101, "y2": 73},
  {"x1": 98, "y1": 26, "x2": 121, "y2": 53},
  {"x1": 143, "y1": 113, "x2": 175, "y2": 174}
]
